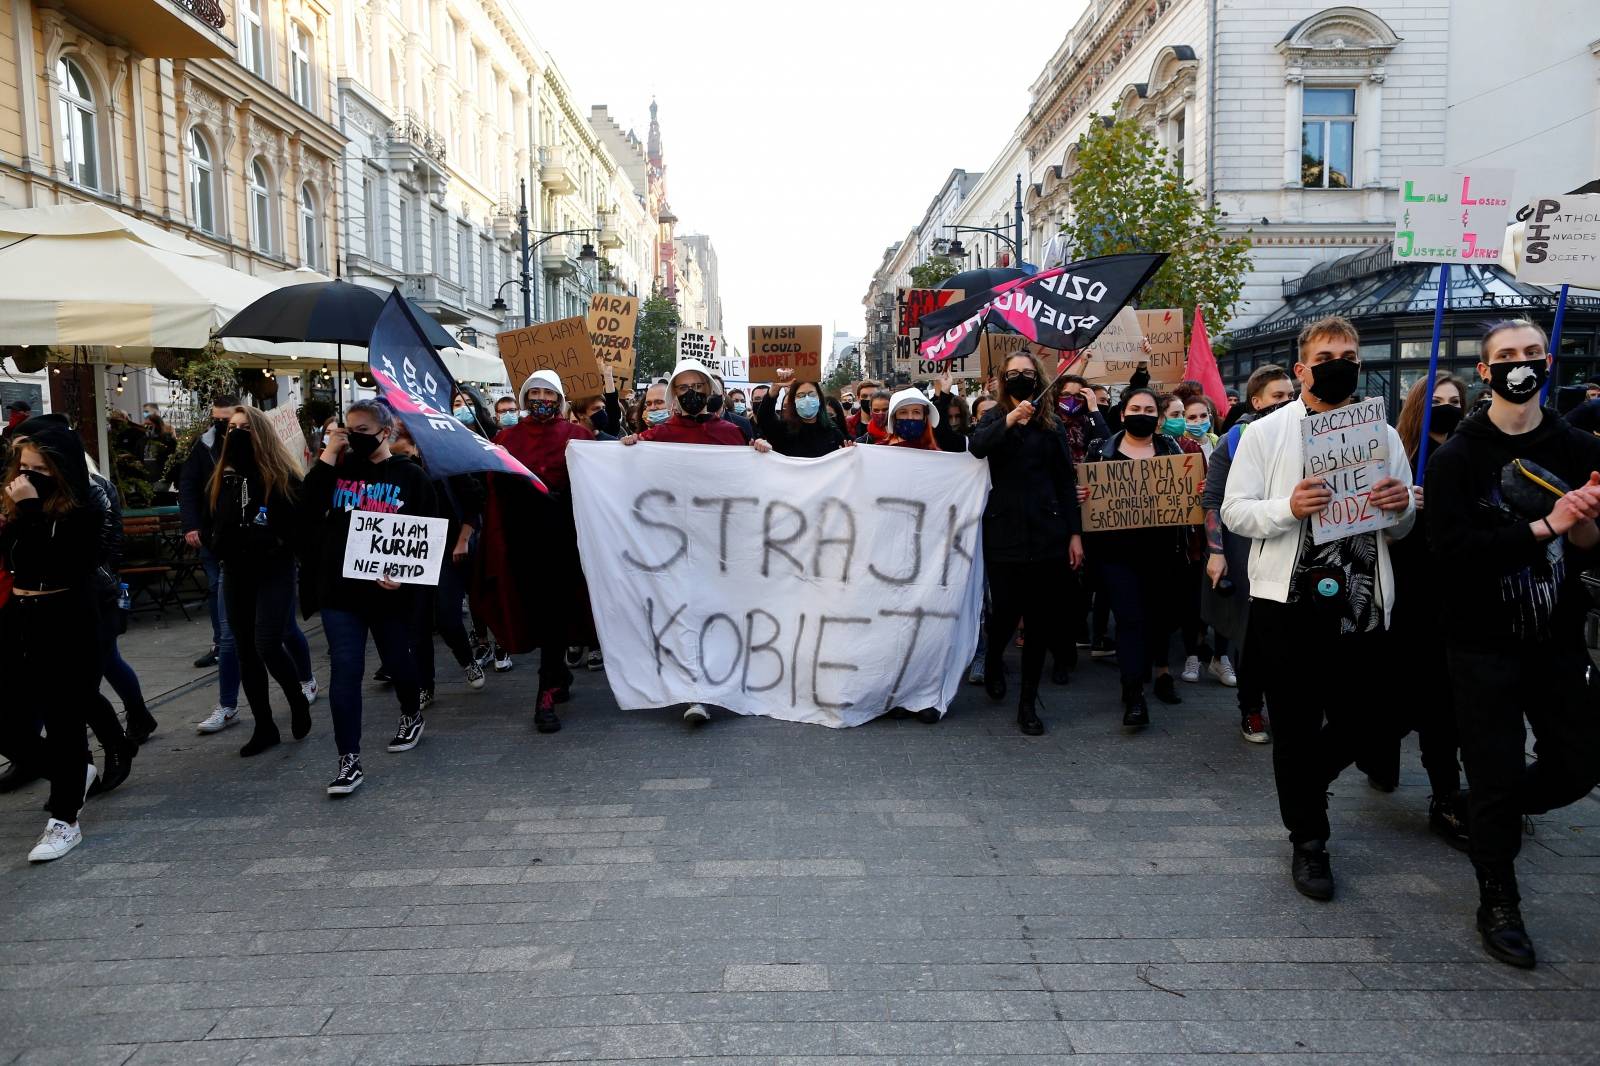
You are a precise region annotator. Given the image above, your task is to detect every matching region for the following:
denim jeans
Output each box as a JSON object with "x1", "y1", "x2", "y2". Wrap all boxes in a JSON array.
[{"x1": 321, "y1": 604, "x2": 419, "y2": 757}]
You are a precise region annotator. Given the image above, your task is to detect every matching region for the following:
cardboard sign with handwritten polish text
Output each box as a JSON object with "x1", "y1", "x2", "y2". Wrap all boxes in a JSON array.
[
  {"x1": 1078, "y1": 452, "x2": 1206, "y2": 532},
  {"x1": 497, "y1": 316, "x2": 605, "y2": 403}
]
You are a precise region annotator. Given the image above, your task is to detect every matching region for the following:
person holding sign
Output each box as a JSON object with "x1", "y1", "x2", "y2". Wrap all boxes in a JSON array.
[
  {"x1": 970, "y1": 351, "x2": 1085, "y2": 736},
  {"x1": 1221, "y1": 316, "x2": 1414, "y2": 903},
  {"x1": 754, "y1": 369, "x2": 849, "y2": 458},
  {"x1": 203, "y1": 407, "x2": 312, "y2": 758},
  {"x1": 491, "y1": 370, "x2": 596, "y2": 734},
  {"x1": 300, "y1": 400, "x2": 439, "y2": 796},
  {"x1": 1080, "y1": 387, "x2": 1190, "y2": 731},
  {"x1": 1427, "y1": 319, "x2": 1600, "y2": 970}
]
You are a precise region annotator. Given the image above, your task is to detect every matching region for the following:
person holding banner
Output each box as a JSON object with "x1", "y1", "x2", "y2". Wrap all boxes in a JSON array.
[
  {"x1": 855, "y1": 392, "x2": 894, "y2": 445},
  {"x1": 1221, "y1": 316, "x2": 1415, "y2": 903},
  {"x1": 1081, "y1": 387, "x2": 1189, "y2": 730},
  {"x1": 710, "y1": 373, "x2": 754, "y2": 443},
  {"x1": 1390, "y1": 373, "x2": 1471, "y2": 847},
  {"x1": 1427, "y1": 318, "x2": 1600, "y2": 969},
  {"x1": 971, "y1": 351, "x2": 1085, "y2": 736},
  {"x1": 846, "y1": 382, "x2": 882, "y2": 438},
  {"x1": 491, "y1": 370, "x2": 596, "y2": 734},
  {"x1": 865, "y1": 391, "x2": 940, "y2": 451},
  {"x1": 204, "y1": 407, "x2": 313, "y2": 758},
  {"x1": 754, "y1": 369, "x2": 849, "y2": 458},
  {"x1": 300, "y1": 400, "x2": 439, "y2": 795}
]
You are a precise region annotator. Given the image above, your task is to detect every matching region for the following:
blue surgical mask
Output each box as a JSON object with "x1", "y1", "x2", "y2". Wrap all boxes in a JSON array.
[
  {"x1": 453, "y1": 406, "x2": 475, "y2": 425},
  {"x1": 1161, "y1": 416, "x2": 1187, "y2": 437},
  {"x1": 497, "y1": 411, "x2": 520, "y2": 428},
  {"x1": 796, "y1": 395, "x2": 820, "y2": 419},
  {"x1": 893, "y1": 417, "x2": 925, "y2": 440},
  {"x1": 733, "y1": 401, "x2": 748, "y2": 416},
  {"x1": 1186, "y1": 420, "x2": 1211, "y2": 438},
  {"x1": 645, "y1": 408, "x2": 670, "y2": 426}
]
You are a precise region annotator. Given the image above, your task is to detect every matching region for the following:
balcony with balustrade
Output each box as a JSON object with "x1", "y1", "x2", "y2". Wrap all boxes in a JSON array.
[
  {"x1": 539, "y1": 146, "x2": 575, "y2": 196},
  {"x1": 55, "y1": 0, "x2": 230, "y2": 58}
]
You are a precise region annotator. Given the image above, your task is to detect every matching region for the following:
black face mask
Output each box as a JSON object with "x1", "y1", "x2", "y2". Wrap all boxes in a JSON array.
[
  {"x1": 347, "y1": 430, "x2": 383, "y2": 462},
  {"x1": 1122, "y1": 413, "x2": 1159, "y2": 439},
  {"x1": 21, "y1": 469, "x2": 56, "y2": 500},
  {"x1": 1487, "y1": 359, "x2": 1547, "y2": 405},
  {"x1": 225, "y1": 431, "x2": 256, "y2": 468},
  {"x1": 1428, "y1": 403, "x2": 1464, "y2": 436},
  {"x1": 678, "y1": 390, "x2": 708, "y2": 417},
  {"x1": 1254, "y1": 398, "x2": 1294, "y2": 419},
  {"x1": 212, "y1": 418, "x2": 230, "y2": 442},
  {"x1": 705, "y1": 393, "x2": 724, "y2": 414},
  {"x1": 1003, "y1": 375, "x2": 1037, "y2": 400},
  {"x1": 589, "y1": 410, "x2": 611, "y2": 435},
  {"x1": 1307, "y1": 359, "x2": 1360, "y2": 405}
]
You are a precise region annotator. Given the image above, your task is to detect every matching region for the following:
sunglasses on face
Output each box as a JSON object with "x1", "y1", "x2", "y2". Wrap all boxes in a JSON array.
[{"x1": 1004, "y1": 370, "x2": 1037, "y2": 381}]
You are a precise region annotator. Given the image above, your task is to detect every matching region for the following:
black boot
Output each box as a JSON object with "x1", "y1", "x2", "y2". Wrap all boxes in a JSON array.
[
  {"x1": 1017, "y1": 692, "x2": 1044, "y2": 736},
  {"x1": 984, "y1": 652, "x2": 1006, "y2": 702},
  {"x1": 1428, "y1": 790, "x2": 1471, "y2": 852},
  {"x1": 1476, "y1": 864, "x2": 1536, "y2": 969},
  {"x1": 124, "y1": 708, "x2": 158, "y2": 746},
  {"x1": 1121, "y1": 682, "x2": 1149, "y2": 732},
  {"x1": 1152, "y1": 673, "x2": 1182, "y2": 704},
  {"x1": 90, "y1": 742, "x2": 135, "y2": 796},
  {"x1": 1291, "y1": 840, "x2": 1335, "y2": 901},
  {"x1": 240, "y1": 720, "x2": 281, "y2": 757},
  {"x1": 289, "y1": 691, "x2": 312, "y2": 741}
]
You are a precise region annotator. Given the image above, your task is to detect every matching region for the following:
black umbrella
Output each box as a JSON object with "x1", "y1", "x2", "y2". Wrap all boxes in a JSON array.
[
  {"x1": 213, "y1": 280, "x2": 460, "y2": 418},
  {"x1": 941, "y1": 267, "x2": 1028, "y2": 294}
]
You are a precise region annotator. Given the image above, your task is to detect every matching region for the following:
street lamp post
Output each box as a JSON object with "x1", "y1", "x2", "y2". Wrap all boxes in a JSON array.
[
  {"x1": 943, "y1": 173, "x2": 1028, "y2": 268},
  {"x1": 495, "y1": 177, "x2": 598, "y2": 326}
]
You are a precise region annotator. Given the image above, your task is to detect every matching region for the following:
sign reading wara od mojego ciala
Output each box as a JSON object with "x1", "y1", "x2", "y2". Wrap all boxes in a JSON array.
[
  {"x1": 1302, "y1": 398, "x2": 1398, "y2": 545},
  {"x1": 747, "y1": 325, "x2": 824, "y2": 382},
  {"x1": 1515, "y1": 193, "x2": 1600, "y2": 289},
  {"x1": 1392, "y1": 167, "x2": 1515, "y2": 264},
  {"x1": 587, "y1": 293, "x2": 640, "y2": 379},
  {"x1": 497, "y1": 316, "x2": 606, "y2": 402}
]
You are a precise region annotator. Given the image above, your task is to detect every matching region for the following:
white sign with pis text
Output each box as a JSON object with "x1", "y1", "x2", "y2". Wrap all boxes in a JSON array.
[{"x1": 341, "y1": 513, "x2": 450, "y2": 585}]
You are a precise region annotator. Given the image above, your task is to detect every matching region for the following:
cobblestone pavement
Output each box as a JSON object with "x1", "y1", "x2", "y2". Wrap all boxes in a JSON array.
[{"x1": 2, "y1": 639, "x2": 1598, "y2": 1065}]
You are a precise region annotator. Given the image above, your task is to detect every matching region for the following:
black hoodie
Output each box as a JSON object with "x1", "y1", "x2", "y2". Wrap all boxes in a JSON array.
[
  {"x1": 0, "y1": 416, "x2": 100, "y2": 593},
  {"x1": 1426, "y1": 407, "x2": 1600, "y2": 648}
]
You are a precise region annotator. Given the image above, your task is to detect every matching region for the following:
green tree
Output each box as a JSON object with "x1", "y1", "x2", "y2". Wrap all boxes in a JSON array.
[
  {"x1": 1060, "y1": 109, "x2": 1252, "y2": 332},
  {"x1": 909, "y1": 255, "x2": 960, "y2": 289},
  {"x1": 824, "y1": 347, "x2": 863, "y2": 396},
  {"x1": 635, "y1": 293, "x2": 680, "y2": 383}
]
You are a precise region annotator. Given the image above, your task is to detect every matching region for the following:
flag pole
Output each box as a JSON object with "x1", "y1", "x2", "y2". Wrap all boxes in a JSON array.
[
  {"x1": 1540, "y1": 283, "x2": 1570, "y2": 406},
  {"x1": 1413, "y1": 264, "x2": 1450, "y2": 476}
]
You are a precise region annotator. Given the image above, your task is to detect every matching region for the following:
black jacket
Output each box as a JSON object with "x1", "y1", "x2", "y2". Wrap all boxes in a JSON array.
[
  {"x1": 0, "y1": 417, "x2": 99, "y2": 594},
  {"x1": 970, "y1": 408, "x2": 1081, "y2": 563},
  {"x1": 88, "y1": 472, "x2": 123, "y2": 601},
  {"x1": 204, "y1": 466, "x2": 302, "y2": 568},
  {"x1": 298, "y1": 454, "x2": 439, "y2": 617},
  {"x1": 755, "y1": 393, "x2": 845, "y2": 458},
  {"x1": 178, "y1": 423, "x2": 224, "y2": 535},
  {"x1": 1081, "y1": 430, "x2": 1190, "y2": 565},
  {"x1": 1426, "y1": 407, "x2": 1600, "y2": 648}
]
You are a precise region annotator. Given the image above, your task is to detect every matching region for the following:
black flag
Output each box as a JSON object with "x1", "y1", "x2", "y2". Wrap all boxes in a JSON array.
[{"x1": 918, "y1": 253, "x2": 1167, "y2": 361}]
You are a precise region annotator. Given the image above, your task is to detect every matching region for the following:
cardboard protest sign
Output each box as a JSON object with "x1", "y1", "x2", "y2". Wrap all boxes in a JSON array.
[
  {"x1": 895, "y1": 288, "x2": 962, "y2": 367},
  {"x1": 586, "y1": 294, "x2": 639, "y2": 379},
  {"x1": 1079, "y1": 307, "x2": 1184, "y2": 385},
  {"x1": 1078, "y1": 452, "x2": 1206, "y2": 532},
  {"x1": 341, "y1": 513, "x2": 450, "y2": 586},
  {"x1": 263, "y1": 404, "x2": 312, "y2": 466},
  {"x1": 675, "y1": 328, "x2": 718, "y2": 371},
  {"x1": 568, "y1": 441, "x2": 988, "y2": 728},
  {"x1": 1302, "y1": 398, "x2": 1397, "y2": 545},
  {"x1": 980, "y1": 333, "x2": 1030, "y2": 384},
  {"x1": 748, "y1": 325, "x2": 824, "y2": 382},
  {"x1": 1516, "y1": 193, "x2": 1600, "y2": 289},
  {"x1": 497, "y1": 316, "x2": 605, "y2": 402},
  {"x1": 1393, "y1": 167, "x2": 1515, "y2": 264}
]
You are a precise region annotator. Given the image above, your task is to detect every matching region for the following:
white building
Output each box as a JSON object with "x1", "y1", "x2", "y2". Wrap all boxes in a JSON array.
[{"x1": 675, "y1": 233, "x2": 722, "y2": 333}]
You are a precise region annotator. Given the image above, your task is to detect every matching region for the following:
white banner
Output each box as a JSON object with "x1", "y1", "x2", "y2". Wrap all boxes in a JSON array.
[{"x1": 568, "y1": 441, "x2": 990, "y2": 727}]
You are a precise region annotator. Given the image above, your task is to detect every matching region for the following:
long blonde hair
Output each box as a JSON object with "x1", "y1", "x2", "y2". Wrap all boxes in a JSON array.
[{"x1": 207, "y1": 405, "x2": 303, "y2": 513}]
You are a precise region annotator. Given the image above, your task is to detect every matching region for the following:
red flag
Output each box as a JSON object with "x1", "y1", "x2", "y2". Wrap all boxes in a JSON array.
[{"x1": 1183, "y1": 306, "x2": 1230, "y2": 421}]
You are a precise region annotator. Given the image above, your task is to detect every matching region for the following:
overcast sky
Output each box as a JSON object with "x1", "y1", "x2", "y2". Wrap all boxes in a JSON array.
[{"x1": 523, "y1": 1, "x2": 1081, "y2": 355}]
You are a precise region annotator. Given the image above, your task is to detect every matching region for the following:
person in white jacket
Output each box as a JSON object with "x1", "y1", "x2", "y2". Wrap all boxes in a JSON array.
[{"x1": 1221, "y1": 315, "x2": 1416, "y2": 903}]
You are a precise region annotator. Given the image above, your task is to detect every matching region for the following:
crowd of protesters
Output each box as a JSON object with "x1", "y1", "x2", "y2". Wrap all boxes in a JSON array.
[{"x1": 1, "y1": 314, "x2": 1597, "y2": 974}]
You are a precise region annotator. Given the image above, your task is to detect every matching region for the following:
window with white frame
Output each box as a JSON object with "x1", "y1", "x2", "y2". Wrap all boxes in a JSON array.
[
  {"x1": 55, "y1": 57, "x2": 99, "y2": 190},
  {"x1": 187, "y1": 127, "x2": 216, "y2": 233},
  {"x1": 398, "y1": 194, "x2": 414, "y2": 271},
  {"x1": 248, "y1": 158, "x2": 274, "y2": 254},
  {"x1": 1170, "y1": 110, "x2": 1186, "y2": 177},
  {"x1": 290, "y1": 22, "x2": 314, "y2": 111},
  {"x1": 432, "y1": 206, "x2": 449, "y2": 278},
  {"x1": 240, "y1": 0, "x2": 266, "y2": 78},
  {"x1": 300, "y1": 184, "x2": 322, "y2": 269},
  {"x1": 1301, "y1": 87, "x2": 1355, "y2": 189},
  {"x1": 480, "y1": 234, "x2": 494, "y2": 304},
  {"x1": 458, "y1": 224, "x2": 472, "y2": 296},
  {"x1": 361, "y1": 173, "x2": 377, "y2": 257}
]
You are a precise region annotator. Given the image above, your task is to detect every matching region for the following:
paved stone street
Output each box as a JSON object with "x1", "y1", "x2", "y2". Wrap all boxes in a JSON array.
[{"x1": 3, "y1": 630, "x2": 1599, "y2": 1065}]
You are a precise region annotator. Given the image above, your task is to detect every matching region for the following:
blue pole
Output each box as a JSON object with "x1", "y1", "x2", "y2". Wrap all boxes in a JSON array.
[
  {"x1": 1540, "y1": 283, "x2": 1570, "y2": 405},
  {"x1": 1414, "y1": 264, "x2": 1450, "y2": 476}
]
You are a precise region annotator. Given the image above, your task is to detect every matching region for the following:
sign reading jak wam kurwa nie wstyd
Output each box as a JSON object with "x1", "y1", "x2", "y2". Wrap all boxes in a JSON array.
[
  {"x1": 341, "y1": 513, "x2": 450, "y2": 586},
  {"x1": 1302, "y1": 398, "x2": 1397, "y2": 545},
  {"x1": 568, "y1": 442, "x2": 989, "y2": 727}
]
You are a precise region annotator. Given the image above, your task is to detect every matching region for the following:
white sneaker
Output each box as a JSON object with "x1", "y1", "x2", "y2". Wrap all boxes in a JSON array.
[
  {"x1": 465, "y1": 661, "x2": 486, "y2": 690},
  {"x1": 1209, "y1": 656, "x2": 1238, "y2": 687},
  {"x1": 28, "y1": 818, "x2": 82, "y2": 862},
  {"x1": 683, "y1": 703, "x2": 710, "y2": 724},
  {"x1": 492, "y1": 648, "x2": 514, "y2": 673},
  {"x1": 196, "y1": 706, "x2": 239, "y2": 734},
  {"x1": 83, "y1": 762, "x2": 97, "y2": 803},
  {"x1": 301, "y1": 676, "x2": 319, "y2": 704},
  {"x1": 1180, "y1": 655, "x2": 1202, "y2": 683}
]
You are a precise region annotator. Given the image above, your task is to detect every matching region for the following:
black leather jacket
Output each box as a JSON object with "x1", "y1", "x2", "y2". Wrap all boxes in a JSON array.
[{"x1": 88, "y1": 472, "x2": 123, "y2": 600}]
